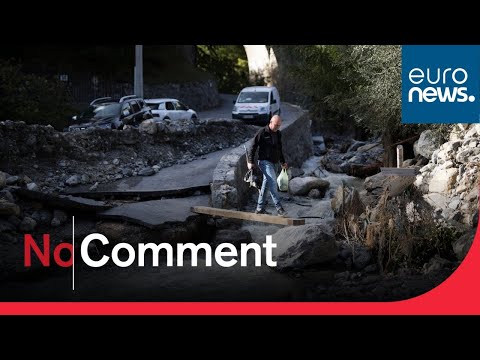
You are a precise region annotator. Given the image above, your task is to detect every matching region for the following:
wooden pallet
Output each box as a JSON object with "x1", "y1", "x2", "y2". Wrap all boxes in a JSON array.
[{"x1": 191, "y1": 206, "x2": 305, "y2": 226}]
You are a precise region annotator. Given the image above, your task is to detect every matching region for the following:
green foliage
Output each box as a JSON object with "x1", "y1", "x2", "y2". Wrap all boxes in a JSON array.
[
  {"x1": 0, "y1": 59, "x2": 74, "y2": 130},
  {"x1": 143, "y1": 46, "x2": 212, "y2": 84},
  {"x1": 331, "y1": 45, "x2": 402, "y2": 133},
  {"x1": 276, "y1": 45, "x2": 346, "y2": 120},
  {"x1": 196, "y1": 45, "x2": 249, "y2": 93},
  {"x1": 279, "y1": 45, "x2": 429, "y2": 141},
  {"x1": 321, "y1": 45, "x2": 415, "y2": 139}
]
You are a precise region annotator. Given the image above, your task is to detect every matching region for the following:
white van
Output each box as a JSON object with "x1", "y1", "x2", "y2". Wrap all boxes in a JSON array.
[{"x1": 232, "y1": 86, "x2": 281, "y2": 125}]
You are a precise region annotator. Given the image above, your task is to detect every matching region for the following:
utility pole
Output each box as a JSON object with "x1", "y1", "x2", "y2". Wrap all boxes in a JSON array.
[{"x1": 134, "y1": 45, "x2": 144, "y2": 98}]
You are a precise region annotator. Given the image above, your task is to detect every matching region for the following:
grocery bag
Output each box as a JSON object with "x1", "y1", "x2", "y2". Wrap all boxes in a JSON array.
[{"x1": 277, "y1": 168, "x2": 289, "y2": 192}]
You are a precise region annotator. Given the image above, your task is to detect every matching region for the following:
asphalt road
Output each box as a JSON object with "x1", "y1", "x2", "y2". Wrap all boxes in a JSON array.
[
  {"x1": 198, "y1": 93, "x2": 304, "y2": 129},
  {"x1": 198, "y1": 94, "x2": 237, "y2": 120}
]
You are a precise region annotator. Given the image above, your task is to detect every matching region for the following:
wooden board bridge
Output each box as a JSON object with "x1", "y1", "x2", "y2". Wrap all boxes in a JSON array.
[{"x1": 191, "y1": 206, "x2": 305, "y2": 226}]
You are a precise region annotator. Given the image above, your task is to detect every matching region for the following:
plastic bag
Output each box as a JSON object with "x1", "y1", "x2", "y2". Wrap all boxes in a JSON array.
[{"x1": 277, "y1": 168, "x2": 289, "y2": 192}]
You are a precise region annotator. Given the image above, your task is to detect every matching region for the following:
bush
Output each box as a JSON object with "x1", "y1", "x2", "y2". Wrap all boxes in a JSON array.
[
  {"x1": 335, "y1": 185, "x2": 459, "y2": 273},
  {"x1": 0, "y1": 58, "x2": 74, "y2": 130}
]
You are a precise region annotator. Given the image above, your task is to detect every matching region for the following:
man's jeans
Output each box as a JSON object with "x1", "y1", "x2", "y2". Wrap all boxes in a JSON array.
[{"x1": 257, "y1": 160, "x2": 282, "y2": 211}]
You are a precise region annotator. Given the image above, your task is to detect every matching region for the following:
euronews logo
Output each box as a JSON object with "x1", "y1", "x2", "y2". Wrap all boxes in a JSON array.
[
  {"x1": 407, "y1": 67, "x2": 475, "y2": 103},
  {"x1": 402, "y1": 45, "x2": 480, "y2": 124}
]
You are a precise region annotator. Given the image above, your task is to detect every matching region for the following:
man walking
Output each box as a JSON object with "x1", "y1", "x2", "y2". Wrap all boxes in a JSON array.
[{"x1": 247, "y1": 114, "x2": 288, "y2": 217}]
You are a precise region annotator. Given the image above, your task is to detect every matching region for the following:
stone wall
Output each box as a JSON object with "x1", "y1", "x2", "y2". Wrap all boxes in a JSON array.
[
  {"x1": 144, "y1": 80, "x2": 220, "y2": 111},
  {"x1": 211, "y1": 112, "x2": 313, "y2": 210}
]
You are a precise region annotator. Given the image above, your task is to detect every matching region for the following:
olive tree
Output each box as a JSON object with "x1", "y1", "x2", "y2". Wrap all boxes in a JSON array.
[{"x1": 328, "y1": 45, "x2": 403, "y2": 165}]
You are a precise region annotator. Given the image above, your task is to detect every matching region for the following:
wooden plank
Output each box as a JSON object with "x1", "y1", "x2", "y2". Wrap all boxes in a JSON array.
[
  {"x1": 191, "y1": 206, "x2": 305, "y2": 226},
  {"x1": 380, "y1": 167, "x2": 418, "y2": 176}
]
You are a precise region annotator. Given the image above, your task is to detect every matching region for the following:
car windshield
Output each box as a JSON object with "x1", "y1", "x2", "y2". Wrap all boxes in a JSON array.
[
  {"x1": 237, "y1": 91, "x2": 268, "y2": 103},
  {"x1": 79, "y1": 103, "x2": 121, "y2": 119}
]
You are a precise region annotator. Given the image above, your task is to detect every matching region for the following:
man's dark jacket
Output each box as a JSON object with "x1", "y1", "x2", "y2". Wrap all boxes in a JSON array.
[{"x1": 248, "y1": 125, "x2": 286, "y2": 165}]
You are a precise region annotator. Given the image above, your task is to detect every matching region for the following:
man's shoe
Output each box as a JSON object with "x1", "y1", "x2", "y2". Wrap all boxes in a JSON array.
[
  {"x1": 277, "y1": 207, "x2": 288, "y2": 217},
  {"x1": 255, "y1": 208, "x2": 271, "y2": 215}
]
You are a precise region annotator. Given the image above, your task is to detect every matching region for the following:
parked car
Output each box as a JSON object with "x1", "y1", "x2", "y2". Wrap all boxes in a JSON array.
[
  {"x1": 144, "y1": 98, "x2": 198, "y2": 122},
  {"x1": 67, "y1": 95, "x2": 153, "y2": 131}
]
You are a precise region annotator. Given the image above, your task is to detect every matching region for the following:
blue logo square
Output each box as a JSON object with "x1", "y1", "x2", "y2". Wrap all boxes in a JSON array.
[{"x1": 402, "y1": 45, "x2": 480, "y2": 124}]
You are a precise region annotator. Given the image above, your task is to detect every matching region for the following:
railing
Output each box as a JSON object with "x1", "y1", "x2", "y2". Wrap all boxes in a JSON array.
[{"x1": 65, "y1": 79, "x2": 133, "y2": 104}]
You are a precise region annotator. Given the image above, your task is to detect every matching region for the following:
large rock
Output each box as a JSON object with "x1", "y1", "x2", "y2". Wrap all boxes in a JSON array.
[
  {"x1": 331, "y1": 185, "x2": 365, "y2": 216},
  {"x1": 365, "y1": 173, "x2": 415, "y2": 198},
  {"x1": 139, "y1": 119, "x2": 157, "y2": 135},
  {"x1": 428, "y1": 168, "x2": 458, "y2": 193},
  {"x1": 271, "y1": 224, "x2": 338, "y2": 270},
  {"x1": 414, "y1": 130, "x2": 442, "y2": 159},
  {"x1": 0, "y1": 200, "x2": 20, "y2": 216},
  {"x1": 288, "y1": 176, "x2": 330, "y2": 196},
  {"x1": 452, "y1": 229, "x2": 475, "y2": 261}
]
